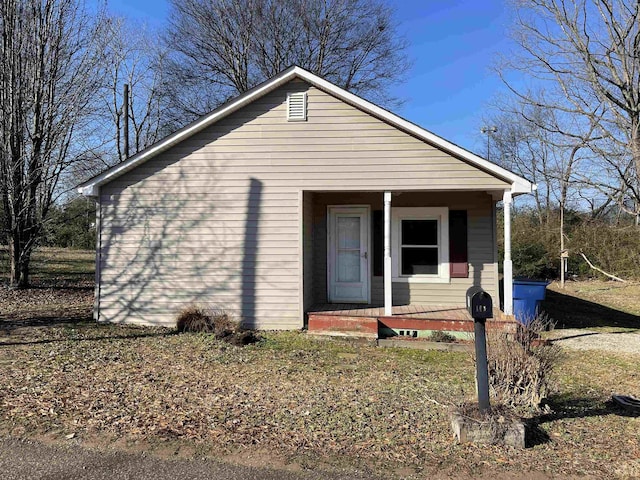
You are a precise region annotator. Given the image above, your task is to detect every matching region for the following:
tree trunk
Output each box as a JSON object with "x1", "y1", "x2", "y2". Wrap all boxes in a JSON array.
[
  {"x1": 560, "y1": 205, "x2": 564, "y2": 289},
  {"x1": 8, "y1": 232, "x2": 29, "y2": 288},
  {"x1": 632, "y1": 122, "x2": 640, "y2": 212}
]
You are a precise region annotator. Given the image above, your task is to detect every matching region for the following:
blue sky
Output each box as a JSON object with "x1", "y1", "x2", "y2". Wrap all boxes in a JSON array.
[{"x1": 106, "y1": 0, "x2": 513, "y2": 155}]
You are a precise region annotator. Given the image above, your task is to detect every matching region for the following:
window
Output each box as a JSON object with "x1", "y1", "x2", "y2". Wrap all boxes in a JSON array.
[
  {"x1": 391, "y1": 207, "x2": 449, "y2": 283},
  {"x1": 401, "y1": 219, "x2": 439, "y2": 275}
]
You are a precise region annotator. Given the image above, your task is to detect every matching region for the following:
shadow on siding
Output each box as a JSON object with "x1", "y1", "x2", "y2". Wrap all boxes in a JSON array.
[{"x1": 241, "y1": 178, "x2": 262, "y2": 327}]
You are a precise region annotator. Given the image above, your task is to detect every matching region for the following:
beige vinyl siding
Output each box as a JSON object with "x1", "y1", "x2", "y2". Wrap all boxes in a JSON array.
[
  {"x1": 97, "y1": 79, "x2": 508, "y2": 328},
  {"x1": 309, "y1": 191, "x2": 498, "y2": 307}
]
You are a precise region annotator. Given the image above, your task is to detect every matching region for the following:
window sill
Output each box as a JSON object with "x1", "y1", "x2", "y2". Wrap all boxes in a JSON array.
[{"x1": 392, "y1": 276, "x2": 450, "y2": 284}]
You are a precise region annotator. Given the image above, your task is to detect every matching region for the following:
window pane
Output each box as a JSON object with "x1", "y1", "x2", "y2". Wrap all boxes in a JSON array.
[
  {"x1": 338, "y1": 217, "x2": 360, "y2": 249},
  {"x1": 402, "y1": 220, "x2": 437, "y2": 245},
  {"x1": 401, "y1": 247, "x2": 438, "y2": 275},
  {"x1": 338, "y1": 250, "x2": 360, "y2": 282}
]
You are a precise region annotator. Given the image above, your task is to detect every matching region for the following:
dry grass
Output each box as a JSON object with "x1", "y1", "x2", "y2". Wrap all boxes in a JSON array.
[
  {"x1": 175, "y1": 305, "x2": 259, "y2": 346},
  {"x1": 0, "y1": 246, "x2": 94, "y2": 286},
  {"x1": 544, "y1": 280, "x2": 640, "y2": 331},
  {"x1": 1, "y1": 251, "x2": 640, "y2": 478},
  {"x1": 552, "y1": 280, "x2": 640, "y2": 316},
  {"x1": 1, "y1": 318, "x2": 639, "y2": 478},
  {"x1": 0, "y1": 326, "x2": 476, "y2": 472}
]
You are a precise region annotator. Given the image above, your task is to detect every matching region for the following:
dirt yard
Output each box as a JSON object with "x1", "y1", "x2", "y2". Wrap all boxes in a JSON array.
[{"x1": 1, "y1": 250, "x2": 640, "y2": 479}]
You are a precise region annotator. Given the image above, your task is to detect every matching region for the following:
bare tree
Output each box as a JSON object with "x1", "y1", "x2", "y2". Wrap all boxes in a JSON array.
[
  {"x1": 501, "y1": 0, "x2": 640, "y2": 218},
  {"x1": 163, "y1": 0, "x2": 411, "y2": 122},
  {"x1": 100, "y1": 17, "x2": 169, "y2": 164},
  {"x1": 488, "y1": 94, "x2": 603, "y2": 286},
  {"x1": 489, "y1": 99, "x2": 596, "y2": 222},
  {"x1": 0, "y1": 0, "x2": 103, "y2": 287}
]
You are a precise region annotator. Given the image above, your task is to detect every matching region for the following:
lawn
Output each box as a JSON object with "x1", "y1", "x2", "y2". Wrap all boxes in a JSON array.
[
  {"x1": 1, "y1": 249, "x2": 640, "y2": 479},
  {"x1": 0, "y1": 246, "x2": 94, "y2": 285},
  {"x1": 0, "y1": 246, "x2": 94, "y2": 325},
  {"x1": 544, "y1": 279, "x2": 640, "y2": 331}
]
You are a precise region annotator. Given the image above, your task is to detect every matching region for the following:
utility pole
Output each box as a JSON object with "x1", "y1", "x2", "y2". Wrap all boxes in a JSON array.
[
  {"x1": 123, "y1": 83, "x2": 130, "y2": 159},
  {"x1": 481, "y1": 126, "x2": 498, "y2": 161}
]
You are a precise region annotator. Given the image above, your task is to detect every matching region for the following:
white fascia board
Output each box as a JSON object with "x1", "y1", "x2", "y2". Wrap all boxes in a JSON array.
[{"x1": 293, "y1": 69, "x2": 534, "y2": 194}]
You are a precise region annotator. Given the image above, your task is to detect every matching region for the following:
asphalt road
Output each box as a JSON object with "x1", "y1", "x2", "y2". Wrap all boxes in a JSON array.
[{"x1": 0, "y1": 437, "x2": 379, "y2": 480}]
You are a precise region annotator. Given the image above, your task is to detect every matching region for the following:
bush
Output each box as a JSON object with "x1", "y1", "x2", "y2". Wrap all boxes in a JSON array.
[
  {"x1": 428, "y1": 331, "x2": 457, "y2": 343},
  {"x1": 568, "y1": 222, "x2": 640, "y2": 279},
  {"x1": 485, "y1": 314, "x2": 561, "y2": 412},
  {"x1": 175, "y1": 305, "x2": 259, "y2": 345},
  {"x1": 176, "y1": 305, "x2": 215, "y2": 333},
  {"x1": 512, "y1": 240, "x2": 557, "y2": 279},
  {"x1": 499, "y1": 208, "x2": 640, "y2": 281}
]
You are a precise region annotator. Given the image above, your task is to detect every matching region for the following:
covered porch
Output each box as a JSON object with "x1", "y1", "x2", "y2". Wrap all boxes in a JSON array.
[{"x1": 301, "y1": 189, "x2": 518, "y2": 338}]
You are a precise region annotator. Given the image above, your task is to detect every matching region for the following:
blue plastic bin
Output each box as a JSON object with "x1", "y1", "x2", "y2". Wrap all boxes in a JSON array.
[{"x1": 512, "y1": 279, "x2": 549, "y2": 325}]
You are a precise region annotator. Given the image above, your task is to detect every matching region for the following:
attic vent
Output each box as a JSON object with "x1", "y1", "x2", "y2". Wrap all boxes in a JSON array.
[{"x1": 287, "y1": 92, "x2": 307, "y2": 121}]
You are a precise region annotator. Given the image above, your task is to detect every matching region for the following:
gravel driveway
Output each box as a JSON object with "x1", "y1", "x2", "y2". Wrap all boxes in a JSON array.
[{"x1": 548, "y1": 329, "x2": 640, "y2": 355}]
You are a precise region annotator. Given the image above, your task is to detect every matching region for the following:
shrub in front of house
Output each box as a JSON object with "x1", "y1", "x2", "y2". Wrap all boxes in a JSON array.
[
  {"x1": 175, "y1": 305, "x2": 260, "y2": 346},
  {"x1": 485, "y1": 314, "x2": 561, "y2": 412},
  {"x1": 428, "y1": 331, "x2": 458, "y2": 343},
  {"x1": 176, "y1": 305, "x2": 214, "y2": 333}
]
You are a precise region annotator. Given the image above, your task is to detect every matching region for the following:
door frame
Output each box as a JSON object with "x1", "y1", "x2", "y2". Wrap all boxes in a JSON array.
[{"x1": 326, "y1": 205, "x2": 371, "y2": 304}]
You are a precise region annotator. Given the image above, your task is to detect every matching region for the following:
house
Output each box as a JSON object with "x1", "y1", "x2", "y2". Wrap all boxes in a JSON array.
[{"x1": 78, "y1": 66, "x2": 533, "y2": 336}]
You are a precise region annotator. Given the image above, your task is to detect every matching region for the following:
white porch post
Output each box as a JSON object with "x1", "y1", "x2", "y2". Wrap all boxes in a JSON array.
[
  {"x1": 384, "y1": 191, "x2": 392, "y2": 316},
  {"x1": 503, "y1": 190, "x2": 513, "y2": 315}
]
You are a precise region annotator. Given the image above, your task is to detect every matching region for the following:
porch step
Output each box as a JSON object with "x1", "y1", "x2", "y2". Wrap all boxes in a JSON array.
[
  {"x1": 307, "y1": 313, "x2": 378, "y2": 339},
  {"x1": 378, "y1": 316, "x2": 517, "y2": 333},
  {"x1": 307, "y1": 311, "x2": 517, "y2": 339}
]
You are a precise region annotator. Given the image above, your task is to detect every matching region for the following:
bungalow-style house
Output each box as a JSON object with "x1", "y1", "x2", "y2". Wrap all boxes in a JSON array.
[{"x1": 78, "y1": 66, "x2": 533, "y2": 337}]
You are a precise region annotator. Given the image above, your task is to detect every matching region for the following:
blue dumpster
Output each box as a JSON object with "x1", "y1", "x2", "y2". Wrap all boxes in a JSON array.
[{"x1": 513, "y1": 279, "x2": 549, "y2": 325}]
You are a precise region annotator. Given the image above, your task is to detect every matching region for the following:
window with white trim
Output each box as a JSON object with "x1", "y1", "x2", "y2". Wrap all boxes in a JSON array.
[
  {"x1": 391, "y1": 207, "x2": 450, "y2": 283},
  {"x1": 400, "y1": 219, "x2": 439, "y2": 275}
]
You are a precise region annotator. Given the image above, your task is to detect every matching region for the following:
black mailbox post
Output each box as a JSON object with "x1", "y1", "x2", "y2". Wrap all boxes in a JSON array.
[{"x1": 466, "y1": 287, "x2": 493, "y2": 412}]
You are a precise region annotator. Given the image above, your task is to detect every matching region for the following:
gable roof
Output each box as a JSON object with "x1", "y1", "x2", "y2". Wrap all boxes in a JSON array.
[{"x1": 78, "y1": 66, "x2": 534, "y2": 196}]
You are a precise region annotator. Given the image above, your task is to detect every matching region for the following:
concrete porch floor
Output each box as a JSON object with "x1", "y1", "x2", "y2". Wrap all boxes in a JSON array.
[{"x1": 306, "y1": 304, "x2": 517, "y2": 339}]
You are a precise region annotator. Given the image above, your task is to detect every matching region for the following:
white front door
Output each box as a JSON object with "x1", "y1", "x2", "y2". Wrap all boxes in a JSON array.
[{"x1": 327, "y1": 206, "x2": 370, "y2": 303}]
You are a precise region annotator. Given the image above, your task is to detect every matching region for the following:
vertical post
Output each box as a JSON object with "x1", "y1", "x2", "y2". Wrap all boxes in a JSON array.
[
  {"x1": 474, "y1": 318, "x2": 490, "y2": 412},
  {"x1": 123, "y1": 83, "x2": 130, "y2": 159},
  {"x1": 383, "y1": 191, "x2": 392, "y2": 316},
  {"x1": 560, "y1": 205, "x2": 565, "y2": 289},
  {"x1": 94, "y1": 198, "x2": 101, "y2": 321},
  {"x1": 503, "y1": 190, "x2": 513, "y2": 315}
]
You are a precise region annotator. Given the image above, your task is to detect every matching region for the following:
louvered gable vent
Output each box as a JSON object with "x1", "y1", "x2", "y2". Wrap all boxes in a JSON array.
[{"x1": 287, "y1": 92, "x2": 307, "y2": 121}]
